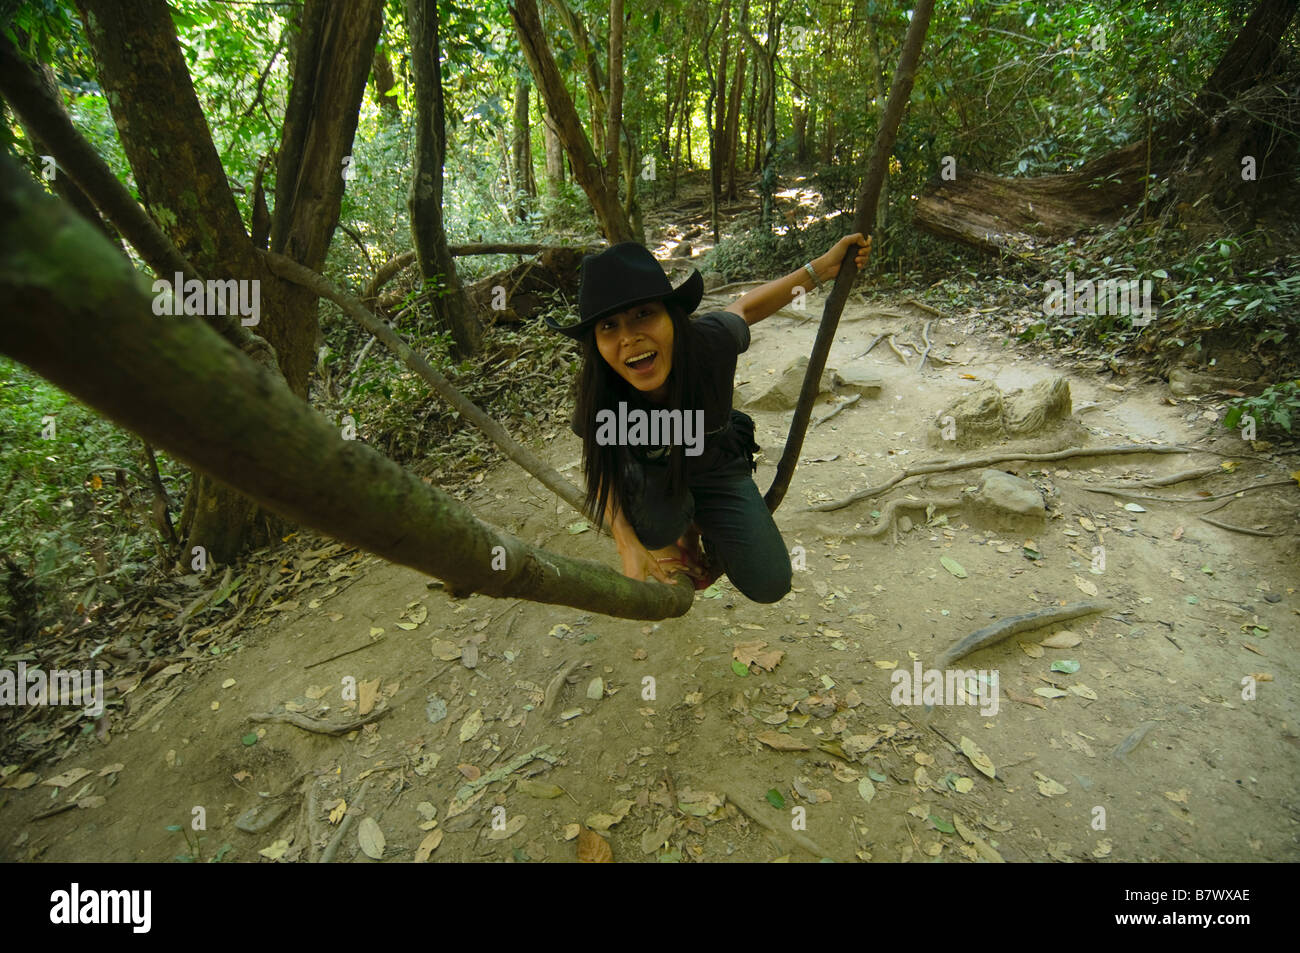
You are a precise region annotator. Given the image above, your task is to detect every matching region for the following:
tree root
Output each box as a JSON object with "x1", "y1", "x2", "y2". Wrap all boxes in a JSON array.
[
  {"x1": 811, "y1": 444, "x2": 1191, "y2": 513},
  {"x1": 827, "y1": 494, "x2": 963, "y2": 539}
]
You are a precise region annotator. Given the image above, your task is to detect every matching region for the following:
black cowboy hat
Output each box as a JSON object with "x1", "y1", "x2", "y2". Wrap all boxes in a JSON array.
[{"x1": 544, "y1": 241, "x2": 704, "y2": 339}]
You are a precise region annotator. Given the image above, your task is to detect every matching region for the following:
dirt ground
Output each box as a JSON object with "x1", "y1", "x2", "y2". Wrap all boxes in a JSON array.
[{"x1": 2, "y1": 280, "x2": 1297, "y2": 863}]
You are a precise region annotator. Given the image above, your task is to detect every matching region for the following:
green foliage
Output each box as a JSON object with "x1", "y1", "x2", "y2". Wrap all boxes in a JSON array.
[
  {"x1": 1224, "y1": 381, "x2": 1300, "y2": 437},
  {"x1": 0, "y1": 359, "x2": 187, "y2": 641}
]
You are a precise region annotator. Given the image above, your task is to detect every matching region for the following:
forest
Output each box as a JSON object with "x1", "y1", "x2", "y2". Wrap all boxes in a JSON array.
[{"x1": 0, "y1": 0, "x2": 1297, "y2": 871}]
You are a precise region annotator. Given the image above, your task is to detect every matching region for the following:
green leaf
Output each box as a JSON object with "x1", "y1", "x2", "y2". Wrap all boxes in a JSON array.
[
  {"x1": 1050, "y1": 659, "x2": 1080, "y2": 674},
  {"x1": 765, "y1": 788, "x2": 785, "y2": 809},
  {"x1": 241, "y1": 732, "x2": 259, "y2": 746},
  {"x1": 929, "y1": 814, "x2": 956, "y2": 834},
  {"x1": 940, "y1": 556, "x2": 967, "y2": 578},
  {"x1": 731, "y1": 660, "x2": 750, "y2": 677}
]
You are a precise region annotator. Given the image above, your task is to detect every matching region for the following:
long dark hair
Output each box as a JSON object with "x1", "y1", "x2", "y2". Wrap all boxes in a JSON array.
[{"x1": 575, "y1": 301, "x2": 698, "y2": 529}]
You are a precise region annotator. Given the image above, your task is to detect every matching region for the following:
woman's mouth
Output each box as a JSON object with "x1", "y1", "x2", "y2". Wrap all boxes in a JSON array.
[{"x1": 624, "y1": 350, "x2": 657, "y2": 375}]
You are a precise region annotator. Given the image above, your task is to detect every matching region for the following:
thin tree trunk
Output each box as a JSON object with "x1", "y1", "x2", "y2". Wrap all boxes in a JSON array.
[
  {"x1": 407, "y1": 0, "x2": 480, "y2": 357},
  {"x1": 511, "y1": 0, "x2": 636, "y2": 242},
  {"x1": 371, "y1": 43, "x2": 400, "y2": 116}
]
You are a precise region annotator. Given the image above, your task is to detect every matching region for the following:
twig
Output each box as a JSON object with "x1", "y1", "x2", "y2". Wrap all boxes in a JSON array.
[
  {"x1": 917, "y1": 320, "x2": 933, "y2": 372},
  {"x1": 248, "y1": 707, "x2": 390, "y2": 736},
  {"x1": 722, "y1": 786, "x2": 849, "y2": 863},
  {"x1": 702, "y1": 279, "x2": 766, "y2": 296},
  {"x1": 1199, "y1": 517, "x2": 1286, "y2": 537},
  {"x1": 814, "y1": 394, "x2": 861, "y2": 428},
  {"x1": 304, "y1": 636, "x2": 385, "y2": 670},
  {"x1": 1130, "y1": 465, "x2": 1224, "y2": 487},
  {"x1": 902, "y1": 297, "x2": 944, "y2": 318},
  {"x1": 853, "y1": 334, "x2": 885, "y2": 361},
  {"x1": 811, "y1": 444, "x2": 1191, "y2": 512},
  {"x1": 1082, "y1": 479, "x2": 1296, "y2": 503},
  {"x1": 319, "y1": 779, "x2": 371, "y2": 863}
]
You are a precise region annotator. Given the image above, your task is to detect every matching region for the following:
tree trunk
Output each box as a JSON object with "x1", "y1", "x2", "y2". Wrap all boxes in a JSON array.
[
  {"x1": 0, "y1": 155, "x2": 694, "y2": 620},
  {"x1": 510, "y1": 0, "x2": 636, "y2": 243},
  {"x1": 407, "y1": 0, "x2": 481, "y2": 358},
  {"x1": 512, "y1": 77, "x2": 535, "y2": 210},
  {"x1": 540, "y1": 88, "x2": 566, "y2": 198},
  {"x1": 75, "y1": 0, "x2": 381, "y2": 564},
  {"x1": 724, "y1": 49, "x2": 745, "y2": 200},
  {"x1": 866, "y1": 14, "x2": 888, "y2": 250},
  {"x1": 371, "y1": 43, "x2": 400, "y2": 116}
]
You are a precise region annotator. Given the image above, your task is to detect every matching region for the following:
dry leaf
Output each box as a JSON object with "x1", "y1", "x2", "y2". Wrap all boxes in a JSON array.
[
  {"x1": 358, "y1": 677, "x2": 381, "y2": 716},
  {"x1": 756, "y1": 731, "x2": 810, "y2": 752},
  {"x1": 458, "y1": 709, "x2": 484, "y2": 743},
  {"x1": 487, "y1": 814, "x2": 527, "y2": 840},
  {"x1": 329, "y1": 799, "x2": 347, "y2": 825},
  {"x1": 577, "y1": 827, "x2": 614, "y2": 863},
  {"x1": 414, "y1": 829, "x2": 444, "y2": 862},
  {"x1": 1074, "y1": 575, "x2": 1099, "y2": 597},
  {"x1": 1018, "y1": 641, "x2": 1045, "y2": 659},
  {"x1": 1040, "y1": 630, "x2": 1082, "y2": 648},
  {"x1": 959, "y1": 736, "x2": 996, "y2": 779},
  {"x1": 41, "y1": 768, "x2": 91, "y2": 789},
  {"x1": 1005, "y1": 688, "x2": 1047, "y2": 709},
  {"x1": 358, "y1": 816, "x2": 385, "y2": 859},
  {"x1": 1034, "y1": 772, "x2": 1067, "y2": 797},
  {"x1": 733, "y1": 640, "x2": 785, "y2": 672}
]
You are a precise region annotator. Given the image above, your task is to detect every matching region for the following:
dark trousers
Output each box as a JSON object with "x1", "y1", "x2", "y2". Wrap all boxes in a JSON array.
[{"x1": 625, "y1": 453, "x2": 792, "y2": 604}]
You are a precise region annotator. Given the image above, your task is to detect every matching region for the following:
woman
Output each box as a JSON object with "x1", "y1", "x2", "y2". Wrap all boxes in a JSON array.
[{"x1": 547, "y1": 233, "x2": 870, "y2": 602}]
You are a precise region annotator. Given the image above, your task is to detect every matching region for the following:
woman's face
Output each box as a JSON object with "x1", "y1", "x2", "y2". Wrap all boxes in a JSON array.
[{"x1": 594, "y1": 299, "x2": 674, "y2": 398}]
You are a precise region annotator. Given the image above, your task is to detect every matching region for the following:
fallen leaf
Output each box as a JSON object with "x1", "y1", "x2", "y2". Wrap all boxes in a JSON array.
[
  {"x1": 940, "y1": 556, "x2": 967, "y2": 578},
  {"x1": 358, "y1": 677, "x2": 381, "y2": 716},
  {"x1": 577, "y1": 827, "x2": 613, "y2": 863},
  {"x1": 414, "y1": 829, "x2": 444, "y2": 862},
  {"x1": 1018, "y1": 641, "x2": 1045, "y2": 659},
  {"x1": 1005, "y1": 687, "x2": 1047, "y2": 709},
  {"x1": 1124, "y1": 502, "x2": 1146, "y2": 512},
  {"x1": 329, "y1": 799, "x2": 347, "y2": 824},
  {"x1": 1050, "y1": 659, "x2": 1081, "y2": 674},
  {"x1": 756, "y1": 731, "x2": 810, "y2": 752},
  {"x1": 1068, "y1": 683, "x2": 1099, "y2": 700},
  {"x1": 1074, "y1": 575, "x2": 1099, "y2": 597},
  {"x1": 516, "y1": 779, "x2": 563, "y2": 799},
  {"x1": 1040, "y1": 630, "x2": 1081, "y2": 648},
  {"x1": 357, "y1": 816, "x2": 385, "y2": 859},
  {"x1": 733, "y1": 640, "x2": 785, "y2": 672},
  {"x1": 1164, "y1": 789, "x2": 1189, "y2": 804},
  {"x1": 960, "y1": 736, "x2": 996, "y2": 779},
  {"x1": 258, "y1": 839, "x2": 290, "y2": 860},
  {"x1": 458, "y1": 709, "x2": 484, "y2": 743},
  {"x1": 1034, "y1": 772, "x2": 1067, "y2": 797},
  {"x1": 1034, "y1": 686, "x2": 1069, "y2": 698},
  {"x1": 41, "y1": 768, "x2": 91, "y2": 789},
  {"x1": 487, "y1": 814, "x2": 527, "y2": 840},
  {"x1": 857, "y1": 777, "x2": 876, "y2": 803},
  {"x1": 1078, "y1": 517, "x2": 1097, "y2": 532}
]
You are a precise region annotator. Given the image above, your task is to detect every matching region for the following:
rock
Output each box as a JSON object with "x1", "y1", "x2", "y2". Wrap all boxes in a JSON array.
[
  {"x1": 1168, "y1": 367, "x2": 1241, "y2": 397},
  {"x1": 930, "y1": 382, "x2": 1005, "y2": 448},
  {"x1": 702, "y1": 271, "x2": 726, "y2": 291},
  {"x1": 1004, "y1": 377, "x2": 1072, "y2": 436},
  {"x1": 832, "y1": 367, "x2": 884, "y2": 398},
  {"x1": 898, "y1": 515, "x2": 913, "y2": 533},
  {"x1": 929, "y1": 375, "x2": 1076, "y2": 448},
  {"x1": 670, "y1": 241, "x2": 693, "y2": 258},
  {"x1": 968, "y1": 469, "x2": 1045, "y2": 518},
  {"x1": 739, "y1": 356, "x2": 836, "y2": 412}
]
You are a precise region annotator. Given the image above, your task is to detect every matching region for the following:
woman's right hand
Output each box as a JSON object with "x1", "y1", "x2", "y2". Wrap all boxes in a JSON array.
[{"x1": 616, "y1": 536, "x2": 701, "y2": 585}]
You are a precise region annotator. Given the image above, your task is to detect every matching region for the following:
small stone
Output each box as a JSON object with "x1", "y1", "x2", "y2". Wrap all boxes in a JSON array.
[
  {"x1": 586, "y1": 677, "x2": 604, "y2": 700},
  {"x1": 898, "y1": 515, "x2": 913, "y2": 533}
]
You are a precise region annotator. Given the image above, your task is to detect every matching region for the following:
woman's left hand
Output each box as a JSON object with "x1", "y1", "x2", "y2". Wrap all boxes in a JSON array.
[{"x1": 815, "y1": 233, "x2": 871, "y2": 281}]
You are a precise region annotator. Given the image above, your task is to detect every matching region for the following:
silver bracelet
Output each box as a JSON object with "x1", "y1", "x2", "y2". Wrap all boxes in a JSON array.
[{"x1": 803, "y1": 261, "x2": 821, "y2": 289}]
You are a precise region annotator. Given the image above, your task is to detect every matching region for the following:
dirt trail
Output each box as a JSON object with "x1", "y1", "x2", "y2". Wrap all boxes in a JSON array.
[{"x1": 3, "y1": 288, "x2": 1296, "y2": 864}]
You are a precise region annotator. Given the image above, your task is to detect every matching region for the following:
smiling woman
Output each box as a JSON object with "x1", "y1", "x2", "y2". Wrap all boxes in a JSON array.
[{"x1": 547, "y1": 236, "x2": 869, "y2": 603}]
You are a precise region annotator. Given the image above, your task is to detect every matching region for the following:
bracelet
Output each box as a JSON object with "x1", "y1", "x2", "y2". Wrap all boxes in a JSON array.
[{"x1": 803, "y1": 261, "x2": 822, "y2": 290}]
